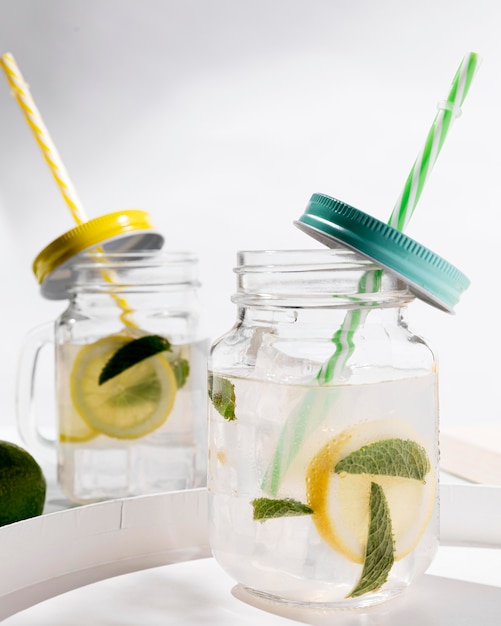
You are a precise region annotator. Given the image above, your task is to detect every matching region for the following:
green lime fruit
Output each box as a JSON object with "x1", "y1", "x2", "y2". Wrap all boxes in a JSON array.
[{"x1": 0, "y1": 441, "x2": 47, "y2": 526}]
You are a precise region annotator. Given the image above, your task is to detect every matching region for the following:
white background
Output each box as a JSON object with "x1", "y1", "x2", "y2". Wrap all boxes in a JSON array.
[{"x1": 0, "y1": 0, "x2": 498, "y2": 440}]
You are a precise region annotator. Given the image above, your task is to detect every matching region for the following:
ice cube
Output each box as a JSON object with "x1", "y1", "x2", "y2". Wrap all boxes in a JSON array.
[{"x1": 253, "y1": 333, "x2": 325, "y2": 384}]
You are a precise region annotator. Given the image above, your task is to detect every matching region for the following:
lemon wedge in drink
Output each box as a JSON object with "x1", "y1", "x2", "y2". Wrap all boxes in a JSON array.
[
  {"x1": 70, "y1": 334, "x2": 177, "y2": 439},
  {"x1": 306, "y1": 419, "x2": 435, "y2": 564},
  {"x1": 59, "y1": 409, "x2": 98, "y2": 443}
]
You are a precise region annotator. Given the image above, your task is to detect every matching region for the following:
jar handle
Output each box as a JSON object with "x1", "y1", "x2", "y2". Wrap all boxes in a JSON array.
[{"x1": 16, "y1": 321, "x2": 56, "y2": 461}]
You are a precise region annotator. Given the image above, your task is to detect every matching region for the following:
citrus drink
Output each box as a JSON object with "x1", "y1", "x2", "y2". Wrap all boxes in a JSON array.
[
  {"x1": 208, "y1": 371, "x2": 439, "y2": 607},
  {"x1": 57, "y1": 335, "x2": 207, "y2": 503}
]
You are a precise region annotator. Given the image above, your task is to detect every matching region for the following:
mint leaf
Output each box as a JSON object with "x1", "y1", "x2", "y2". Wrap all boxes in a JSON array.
[
  {"x1": 252, "y1": 497, "x2": 313, "y2": 521},
  {"x1": 208, "y1": 375, "x2": 236, "y2": 421},
  {"x1": 167, "y1": 353, "x2": 190, "y2": 388},
  {"x1": 334, "y1": 438, "x2": 430, "y2": 481},
  {"x1": 349, "y1": 482, "x2": 395, "y2": 597},
  {"x1": 107, "y1": 376, "x2": 162, "y2": 407},
  {"x1": 98, "y1": 335, "x2": 171, "y2": 385}
]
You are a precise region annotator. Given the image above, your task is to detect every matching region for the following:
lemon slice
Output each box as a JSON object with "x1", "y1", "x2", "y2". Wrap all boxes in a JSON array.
[
  {"x1": 59, "y1": 411, "x2": 98, "y2": 443},
  {"x1": 306, "y1": 419, "x2": 435, "y2": 564},
  {"x1": 70, "y1": 334, "x2": 177, "y2": 439}
]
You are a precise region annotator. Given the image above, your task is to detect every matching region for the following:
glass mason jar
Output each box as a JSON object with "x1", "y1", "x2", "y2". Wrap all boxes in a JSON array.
[
  {"x1": 18, "y1": 249, "x2": 208, "y2": 504},
  {"x1": 208, "y1": 248, "x2": 439, "y2": 608}
]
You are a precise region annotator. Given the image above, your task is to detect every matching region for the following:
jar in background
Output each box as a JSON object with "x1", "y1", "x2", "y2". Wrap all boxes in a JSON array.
[{"x1": 18, "y1": 239, "x2": 208, "y2": 504}]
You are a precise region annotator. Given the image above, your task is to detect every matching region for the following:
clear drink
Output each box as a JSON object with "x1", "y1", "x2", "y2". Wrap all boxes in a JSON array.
[
  {"x1": 207, "y1": 247, "x2": 443, "y2": 607},
  {"x1": 17, "y1": 249, "x2": 207, "y2": 505},
  {"x1": 58, "y1": 337, "x2": 208, "y2": 503},
  {"x1": 208, "y1": 371, "x2": 439, "y2": 607}
]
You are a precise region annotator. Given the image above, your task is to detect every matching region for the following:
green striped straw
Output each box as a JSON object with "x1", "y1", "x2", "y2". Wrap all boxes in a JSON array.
[
  {"x1": 388, "y1": 52, "x2": 480, "y2": 231},
  {"x1": 262, "y1": 51, "x2": 481, "y2": 496},
  {"x1": 315, "y1": 51, "x2": 480, "y2": 387}
]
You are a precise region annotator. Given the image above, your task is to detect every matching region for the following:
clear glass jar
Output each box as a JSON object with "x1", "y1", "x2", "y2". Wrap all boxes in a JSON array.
[
  {"x1": 208, "y1": 248, "x2": 439, "y2": 608},
  {"x1": 18, "y1": 250, "x2": 208, "y2": 504}
]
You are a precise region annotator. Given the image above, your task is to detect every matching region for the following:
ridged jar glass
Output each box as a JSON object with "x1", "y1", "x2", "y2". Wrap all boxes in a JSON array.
[
  {"x1": 208, "y1": 248, "x2": 439, "y2": 609},
  {"x1": 17, "y1": 250, "x2": 208, "y2": 504}
]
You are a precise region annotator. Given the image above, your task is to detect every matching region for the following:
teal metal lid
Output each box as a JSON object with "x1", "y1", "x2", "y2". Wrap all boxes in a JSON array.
[{"x1": 294, "y1": 193, "x2": 470, "y2": 313}]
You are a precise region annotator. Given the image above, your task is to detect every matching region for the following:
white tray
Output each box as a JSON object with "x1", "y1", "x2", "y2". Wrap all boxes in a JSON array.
[
  {"x1": 3, "y1": 553, "x2": 501, "y2": 625},
  {"x1": 0, "y1": 484, "x2": 500, "y2": 622}
]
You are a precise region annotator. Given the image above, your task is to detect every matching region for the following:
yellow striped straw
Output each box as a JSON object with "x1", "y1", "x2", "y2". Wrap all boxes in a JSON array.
[
  {"x1": 0, "y1": 51, "x2": 135, "y2": 327},
  {"x1": 0, "y1": 52, "x2": 87, "y2": 224}
]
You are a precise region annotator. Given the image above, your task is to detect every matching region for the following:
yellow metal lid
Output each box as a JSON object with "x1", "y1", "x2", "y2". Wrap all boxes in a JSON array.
[{"x1": 33, "y1": 210, "x2": 164, "y2": 299}]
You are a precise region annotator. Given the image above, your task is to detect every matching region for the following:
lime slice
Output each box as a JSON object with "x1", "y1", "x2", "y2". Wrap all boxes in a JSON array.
[
  {"x1": 70, "y1": 334, "x2": 177, "y2": 439},
  {"x1": 306, "y1": 419, "x2": 435, "y2": 564}
]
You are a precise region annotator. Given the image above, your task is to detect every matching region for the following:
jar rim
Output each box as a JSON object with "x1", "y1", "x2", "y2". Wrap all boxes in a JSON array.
[
  {"x1": 234, "y1": 248, "x2": 377, "y2": 274},
  {"x1": 42, "y1": 249, "x2": 199, "y2": 301},
  {"x1": 232, "y1": 248, "x2": 414, "y2": 309},
  {"x1": 72, "y1": 250, "x2": 197, "y2": 269}
]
